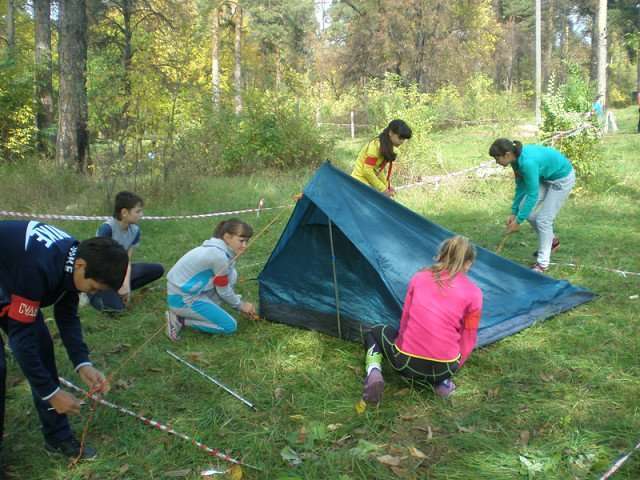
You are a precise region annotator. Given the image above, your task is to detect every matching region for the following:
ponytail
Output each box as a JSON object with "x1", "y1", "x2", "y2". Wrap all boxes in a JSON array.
[
  {"x1": 213, "y1": 218, "x2": 254, "y2": 239},
  {"x1": 428, "y1": 236, "x2": 476, "y2": 287},
  {"x1": 488, "y1": 138, "x2": 522, "y2": 159}
]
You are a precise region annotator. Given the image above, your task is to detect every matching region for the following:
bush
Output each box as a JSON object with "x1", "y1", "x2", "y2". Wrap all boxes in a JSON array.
[
  {"x1": 0, "y1": 58, "x2": 36, "y2": 161},
  {"x1": 541, "y1": 66, "x2": 601, "y2": 178}
]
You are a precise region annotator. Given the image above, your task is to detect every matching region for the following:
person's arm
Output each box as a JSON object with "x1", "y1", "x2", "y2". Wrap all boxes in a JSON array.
[
  {"x1": 6, "y1": 268, "x2": 61, "y2": 400},
  {"x1": 458, "y1": 291, "x2": 483, "y2": 366},
  {"x1": 117, "y1": 249, "x2": 133, "y2": 301},
  {"x1": 515, "y1": 161, "x2": 540, "y2": 223},
  {"x1": 510, "y1": 166, "x2": 526, "y2": 216},
  {"x1": 398, "y1": 277, "x2": 416, "y2": 333},
  {"x1": 359, "y1": 142, "x2": 388, "y2": 192},
  {"x1": 95, "y1": 222, "x2": 113, "y2": 238},
  {"x1": 211, "y1": 255, "x2": 242, "y2": 309},
  {"x1": 54, "y1": 292, "x2": 109, "y2": 393}
]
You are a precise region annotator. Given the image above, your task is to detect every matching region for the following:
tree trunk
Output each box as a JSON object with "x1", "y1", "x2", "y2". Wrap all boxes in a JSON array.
[
  {"x1": 559, "y1": 9, "x2": 569, "y2": 83},
  {"x1": 211, "y1": 6, "x2": 220, "y2": 107},
  {"x1": 233, "y1": 3, "x2": 243, "y2": 114},
  {"x1": 543, "y1": 0, "x2": 554, "y2": 88},
  {"x1": 596, "y1": 0, "x2": 607, "y2": 102},
  {"x1": 118, "y1": 0, "x2": 133, "y2": 159},
  {"x1": 34, "y1": 0, "x2": 54, "y2": 154},
  {"x1": 56, "y1": 0, "x2": 89, "y2": 172},
  {"x1": 6, "y1": 0, "x2": 15, "y2": 54},
  {"x1": 590, "y1": 11, "x2": 598, "y2": 81}
]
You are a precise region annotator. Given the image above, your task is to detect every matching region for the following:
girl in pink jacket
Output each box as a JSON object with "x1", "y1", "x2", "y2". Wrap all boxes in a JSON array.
[{"x1": 362, "y1": 236, "x2": 483, "y2": 405}]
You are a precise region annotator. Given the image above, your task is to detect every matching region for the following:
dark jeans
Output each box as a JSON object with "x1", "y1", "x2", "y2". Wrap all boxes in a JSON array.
[
  {"x1": 89, "y1": 262, "x2": 164, "y2": 312},
  {"x1": 365, "y1": 324, "x2": 459, "y2": 386},
  {"x1": 0, "y1": 309, "x2": 73, "y2": 448}
]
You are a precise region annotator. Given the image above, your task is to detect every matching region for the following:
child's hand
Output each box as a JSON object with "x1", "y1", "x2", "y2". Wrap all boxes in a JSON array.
[
  {"x1": 49, "y1": 390, "x2": 84, "y2": 415},
  {"x1": 384, "y1": 188, "x2": 395, "y2": 198},
  {"x1": 240, "y1": 302, "x2": 258, "y2": 319}
]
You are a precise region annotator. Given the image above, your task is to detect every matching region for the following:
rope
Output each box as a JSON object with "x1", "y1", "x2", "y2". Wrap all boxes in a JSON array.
[
  {"x1": 327, "y1": 219, "x2": 342, "y2": 339},
  {"x1": 59, "y1": 377, "x2": 259, "y2": 470},
  {"x1": 0, "y1": 205, "x2": 289, "y2": 222}
]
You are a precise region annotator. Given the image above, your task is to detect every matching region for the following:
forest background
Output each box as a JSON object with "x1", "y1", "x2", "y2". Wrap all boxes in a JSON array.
[{"x1": 1, "y1": 0, "x2": 639, "y2": 192}]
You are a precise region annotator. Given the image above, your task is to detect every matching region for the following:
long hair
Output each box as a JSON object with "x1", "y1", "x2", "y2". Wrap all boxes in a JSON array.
[
  {"x1": 427, "y1": 236, "x2": 476, "y2": 287},
  {"x1": 488, "y1": 138, "x2": 522, "y2": 159},
  {"x1": 379, "y1": 119, "x2": 412, "y2": 162},
  {"x1": 213, "y1": 218, "x2": 253, "y2": 239}
]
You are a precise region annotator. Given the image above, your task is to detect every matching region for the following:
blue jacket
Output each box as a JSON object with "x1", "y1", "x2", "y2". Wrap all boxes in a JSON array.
[{"x1": 0, "y1": 221, "x2": 91, "y2": 399}]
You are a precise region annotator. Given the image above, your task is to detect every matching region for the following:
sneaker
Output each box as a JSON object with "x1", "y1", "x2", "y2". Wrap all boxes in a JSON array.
[
  {"x1": 44, "y1": 437, "x2": 97, "y2": 460},
  {"x1": 362, "y1": 368, "x2": 385, "y2": 405},
  {"x1": 165, "y1": 310, "x2": 183, "y2": 342},
  {"x1": 434, "y1": 378, "x2": 456, "y2": 399},
  {"x1": 531, "y1": 263, "x2": 548, "y2": 273},
  {"x1": 532, "y1": 237, "x2": 560, "y2": 258}
]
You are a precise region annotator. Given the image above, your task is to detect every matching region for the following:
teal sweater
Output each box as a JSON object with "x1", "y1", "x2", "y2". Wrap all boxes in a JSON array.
[{"x1": 511, "y1": 145, "x2": 573, "y2": 223}]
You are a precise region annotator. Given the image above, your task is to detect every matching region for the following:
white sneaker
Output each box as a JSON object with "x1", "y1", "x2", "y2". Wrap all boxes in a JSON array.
[{"x1": 165, "y1": 311, "x2": 183, "y2": 342}]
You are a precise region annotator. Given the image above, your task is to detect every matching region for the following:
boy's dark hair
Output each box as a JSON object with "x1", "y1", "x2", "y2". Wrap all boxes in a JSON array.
[
  {"x1": 213, "y1": 218, "x2": 253, "y2": 239},
  {"x1": 488, "y1": 138, "x2": 523, "y2": 159},
  {"x1": 379, "y1": 119, "x2": 412, "y2": 162},
  {"x1": 113, "y1": 191, "x2": 144, "y2": 220},
  {"x1": 77, "y1": 237, "x2": 128, "y2": 290}
]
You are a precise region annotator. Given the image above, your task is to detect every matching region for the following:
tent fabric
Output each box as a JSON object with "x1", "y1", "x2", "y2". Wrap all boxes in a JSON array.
[{"x1": 258, "y1": 162, "x2": 594, "y2": 347}]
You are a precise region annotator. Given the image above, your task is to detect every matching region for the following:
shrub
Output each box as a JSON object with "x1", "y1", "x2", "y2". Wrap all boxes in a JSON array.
[{"x1": 541, "y1": 66, "x2": 601, "y2": 177}]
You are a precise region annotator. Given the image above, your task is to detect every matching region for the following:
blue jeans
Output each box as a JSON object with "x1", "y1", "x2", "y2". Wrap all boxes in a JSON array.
[{"x1": 89, "y1": 262, "x2": 164, "y2": 312}]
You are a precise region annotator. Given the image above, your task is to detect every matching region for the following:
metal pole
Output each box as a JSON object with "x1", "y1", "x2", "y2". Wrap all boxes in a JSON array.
[
  {"x1": 327, "y1": 219, "x2": 342, "y2": 339},
  {"x1": 166, "y1": 350, "x2": 257, "y2": 411}
]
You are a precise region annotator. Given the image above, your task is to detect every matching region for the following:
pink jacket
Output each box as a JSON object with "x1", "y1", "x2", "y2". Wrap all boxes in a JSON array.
[{"x1": 395, "y1": 270, "x2": 483, "y2": 366}]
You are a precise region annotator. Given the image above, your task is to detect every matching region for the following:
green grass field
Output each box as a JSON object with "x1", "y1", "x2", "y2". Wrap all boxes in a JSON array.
[{"x1": 1, "y1": 108, "x2": 639, "y2": 479}]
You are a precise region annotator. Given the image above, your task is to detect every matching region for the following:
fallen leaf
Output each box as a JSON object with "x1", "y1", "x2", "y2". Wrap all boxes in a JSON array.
[
  {"x1": 118, "y1": 463, "x2": 130, "y2": 475},
  {"x1": 186, "y1": 352, "x2": 205, "y2": 363},
  {"x1": 519, "y1": 430, "x2": 530, "y2": 446},
  {"x1": 399, "y1": 414, "x2": 418, "y2": 421},
  {"x1": 147, "y1": 367, "x2": 162, "y2": 373},
  {"x1": 486, "y1": 387, "x2": 500, "y2": 399},
  {"x1": 456, "y1": 424, "x2": 475, "y2": 434},
  {"x1": 274, "y1": 387, "x2": 285, "y2": 401},
  {"x1": 540, "y1": 373, "x2": 554, "y2": 382},
  {"x1": 289, "y1": 414, "x2": 304, "y2": 422},
  {"x1": 280, "y1": 446, "x2": 302, "y2": 466},
  {"x1": 355, "y1": 400, "x2": 367, "y2": 415},
  {"x1": 106, "y1": 343, "x2": 131, "y2": 354},
  {"x1": 346, "y1": 365, "x2": 363, "y2": 376},
  {"x1": 377, "y1": 455, "x2": 402, "y2": 466},
  {"x1": 390, "y1": 466, "x2": 412, "y2": 478},
  {"x1": 164, "y1": 469, "x2": 191, "y2": 477},
  {"x1": 115, "y1": 379, "x2": 134, "y2": 390},
  {"x1": 226, "y1": 465, "x2": 243, "y2": 480},
  {"x1": 352, "y1": 427, "x2": 367, "y2": 436},
  {"x1": 408, "y1": 446, "x2": 427, "y2": 459},
  {"x1": 394, "y1": 388, "x2": 411, "y2": 397},
  {"x1": 335, "y1": 434, "x2": 352, "y2": 446},
  {"x1": 327, "y1": 423, "x2": 342, "y2": 432},
  {"x1": 297, "y1": 426, "x2": 307, "y2": 444}
]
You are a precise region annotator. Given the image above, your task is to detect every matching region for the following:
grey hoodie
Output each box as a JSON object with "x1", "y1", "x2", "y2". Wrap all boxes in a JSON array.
[{"x1": 167, "y1": 237, "x2": 241, "y2": 309}]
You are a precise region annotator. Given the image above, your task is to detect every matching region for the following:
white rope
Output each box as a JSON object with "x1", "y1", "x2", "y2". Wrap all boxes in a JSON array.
[
  {"x1": 0, "y1": 205, "x2": 290, "y2": 222},
  {"x1": 548, "y1": 261, "x2": 640, "y2": 278}
]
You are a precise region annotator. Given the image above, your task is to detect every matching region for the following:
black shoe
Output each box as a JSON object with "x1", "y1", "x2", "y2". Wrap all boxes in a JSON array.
[{"x1": 44, "y1": 437, "x2": 97, "y2": 460}]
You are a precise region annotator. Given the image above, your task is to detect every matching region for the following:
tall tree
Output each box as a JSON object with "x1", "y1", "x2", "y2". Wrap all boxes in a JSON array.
[
  {"x1": 596, "y1": 0, "x2": 608, "y2": 101},
  {"x1": 34, "y1": 0, "x2": 54, "y2": 153},
  {"x1": 211, "y1": 5, "x2": 220, "y2": 106},
  {"x1": 57, "y1": 0, "x2": 89, "y2": 171},
  {"x1": 6, "y1": 0, "x2": 15, "y2": 54},
  {"x1": 232, "y1": 2, "x2": 242, "y2": 113}
]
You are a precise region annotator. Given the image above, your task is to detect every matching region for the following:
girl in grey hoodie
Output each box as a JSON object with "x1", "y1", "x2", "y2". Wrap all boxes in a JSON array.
[{"x1": 165, "y1": 219, "x2": 257, "y2": 341}]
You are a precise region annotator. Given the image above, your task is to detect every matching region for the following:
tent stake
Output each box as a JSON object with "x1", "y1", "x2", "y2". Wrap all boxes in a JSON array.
[{"x1": 327, "y1": 219, "x2": 343, "y2": 339}]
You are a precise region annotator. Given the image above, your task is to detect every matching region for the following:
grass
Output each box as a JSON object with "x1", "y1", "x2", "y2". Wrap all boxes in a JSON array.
[{"x1": 2, "y1": 107, "x2": 640, "y2": 479}]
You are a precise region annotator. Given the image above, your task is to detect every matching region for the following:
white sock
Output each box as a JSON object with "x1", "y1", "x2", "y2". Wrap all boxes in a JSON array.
[{"x1": 366, "y1": 365, "x2": 381, "y2": 376}]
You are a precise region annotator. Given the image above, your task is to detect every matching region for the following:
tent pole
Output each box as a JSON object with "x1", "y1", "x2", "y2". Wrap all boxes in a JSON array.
[{"x1": 327, "y1": 219, "x2": 343, "y2": 339}]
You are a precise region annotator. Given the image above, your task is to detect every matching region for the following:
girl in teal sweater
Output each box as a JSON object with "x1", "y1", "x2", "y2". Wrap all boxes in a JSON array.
[{"x1": 489, "y1": 139, "x2": 575, "y2": 272}]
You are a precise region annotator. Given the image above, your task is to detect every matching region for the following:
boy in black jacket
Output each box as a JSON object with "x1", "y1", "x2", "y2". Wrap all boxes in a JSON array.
[{"x1": 0, "y1": 220, "x2": 128, "y2": 462}]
